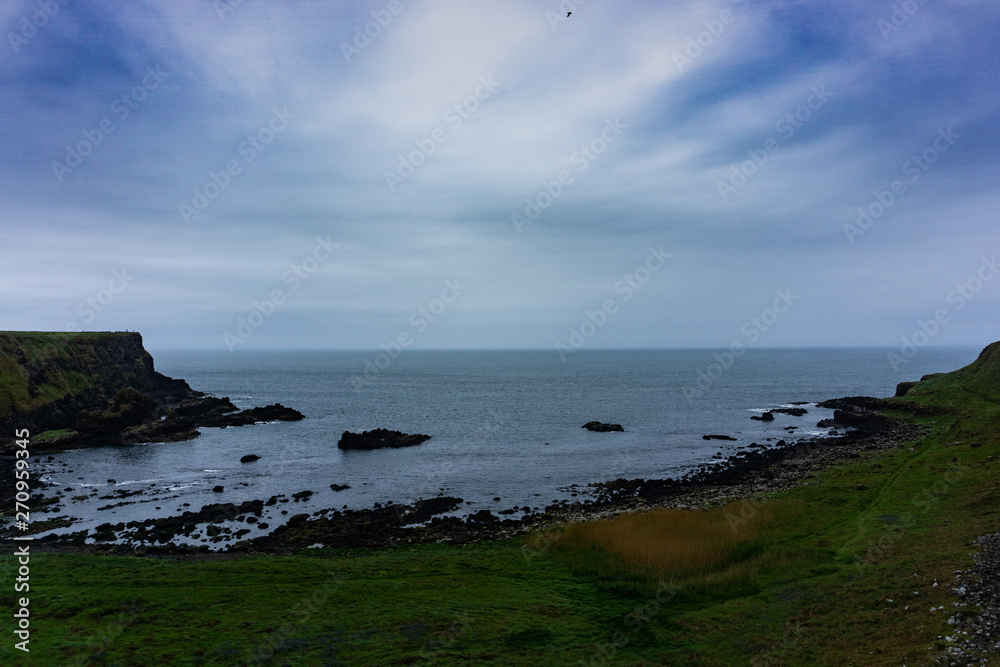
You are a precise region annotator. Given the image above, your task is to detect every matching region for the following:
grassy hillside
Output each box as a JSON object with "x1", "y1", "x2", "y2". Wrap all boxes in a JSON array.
[
  {"x1": 891, "y1": 340, "x2": 1000, "y2": 447},
  {"x1": 3, "y1": 343, "x2": 999, "y2": 665},
  {"x1": 0, "y1": 331, "x2": 155, "y2": 432}
]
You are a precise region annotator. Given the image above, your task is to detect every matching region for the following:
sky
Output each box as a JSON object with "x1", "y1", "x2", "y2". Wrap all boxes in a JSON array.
[{"x1": 1, "y1": 0, "x2": 998, "y2": 352}]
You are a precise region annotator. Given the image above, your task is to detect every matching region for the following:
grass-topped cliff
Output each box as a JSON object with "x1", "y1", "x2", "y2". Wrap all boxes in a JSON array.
[
  {"x1": 2, "y1": 343, "x2": 999, "y2": 665},
  {"x1": 892, "y1": 340, "x2": 1000, "y2": 443},
  {"x1": 0, "y1": 331, "x2": 193, "y2": 437}
]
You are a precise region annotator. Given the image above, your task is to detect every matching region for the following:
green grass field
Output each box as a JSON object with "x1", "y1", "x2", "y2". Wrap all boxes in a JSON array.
[{"x1": 3, "y1": 344, "x2": 999, "y2": 665}]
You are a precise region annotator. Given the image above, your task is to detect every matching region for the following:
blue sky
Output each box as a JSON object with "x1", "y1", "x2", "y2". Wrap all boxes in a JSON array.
[{"x1": 1, "y1": 0, "x2": 997, "y2": 351}]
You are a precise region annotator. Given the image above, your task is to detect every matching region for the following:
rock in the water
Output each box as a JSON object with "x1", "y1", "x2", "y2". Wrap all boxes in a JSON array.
[
  {"x1": 771, "y1": 407, "x2": 808, "y2": 416},
  {"x1": 122, "y1": 420, "x2": 200, "y2": 444},
  {"x1": 582, "y1": 421, "x2": 624, "y2": 432},
  {"x1": 240, "y1": 454, "x2": 260, "y2": 463},
  {"x1": 212, "y1": 485, "x2": 224, "y2": 493},
  {"x1": 170, "y1": 396, "x2": 238, "y2": 419},
  {"x1": 751, "y1": 412, "x2": 775, "y2": 421},
  {"x1": 330, "y1": 484, "x2": 350, "y2": 492},
  {"x1": 200, "y1": 404, "x2": 305, "y2": 427},
  {"x1": 338, "y1": 429, "x2": 431, "y2": 450},
  {"x1": 702, "y1": 434, "x2": 737, "y2": 441}
]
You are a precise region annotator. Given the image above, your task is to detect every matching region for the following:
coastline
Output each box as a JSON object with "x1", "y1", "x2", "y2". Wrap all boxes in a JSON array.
[{"x1": 1, "y1": 396, "x2": 918, "y2": 557}]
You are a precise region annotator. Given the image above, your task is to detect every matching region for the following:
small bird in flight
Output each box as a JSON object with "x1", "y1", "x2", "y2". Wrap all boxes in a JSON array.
[{"x1": 567, "y1": 12, "x2": 572, "y2": 17}]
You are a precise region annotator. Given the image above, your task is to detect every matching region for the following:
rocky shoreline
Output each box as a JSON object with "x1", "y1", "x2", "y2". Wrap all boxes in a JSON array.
[{"x1": 1, "y1": 395, "x2": 924, "y2": 558}]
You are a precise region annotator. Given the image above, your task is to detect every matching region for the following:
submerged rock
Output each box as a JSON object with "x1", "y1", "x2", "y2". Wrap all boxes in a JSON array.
[{"x1": 751, "y1": 412, "x2": 775, "y2": 422}]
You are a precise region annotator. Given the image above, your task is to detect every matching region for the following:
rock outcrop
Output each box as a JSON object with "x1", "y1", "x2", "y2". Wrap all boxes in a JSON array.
[
  {"x1": 199, "y1": 404, "x2": 304, "y2": 427},
  {"x1": 582, "y1": 421, "x2": 624, "y2": 432},
  {"x1": 0, "y1": 331, "x2": 303, "y2": 449},
  {"x1": 771, "y1": 407, "x2": 808, "y2": 416},
  {"x1": 0, "y1": 332, "x2": 199, "y2": 436},
  {"x1": 338, "y1": 429, "x2": 431, "y2": 450}
]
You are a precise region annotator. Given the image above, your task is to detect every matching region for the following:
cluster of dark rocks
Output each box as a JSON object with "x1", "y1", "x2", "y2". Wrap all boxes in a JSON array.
[
  {"x1": 49, "y1": 499, "x2": 268, "y2": 546},
  {"x1": 123, "y1": 402, "x2": 304, "y2": 445}
]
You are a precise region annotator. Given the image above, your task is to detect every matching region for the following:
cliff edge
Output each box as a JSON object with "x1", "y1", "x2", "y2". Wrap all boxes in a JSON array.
[
  {"x1": 0, "y1": 331, "x2": 303, "y2": 448},
  {"x1": 0, "y1": 331, "x2": 198, "y2": 435}
]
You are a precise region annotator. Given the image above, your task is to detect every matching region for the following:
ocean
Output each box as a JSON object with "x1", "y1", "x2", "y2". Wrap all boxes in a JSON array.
[{"x1": 32, "y1": 346, "x2": 981, "y2": 542}]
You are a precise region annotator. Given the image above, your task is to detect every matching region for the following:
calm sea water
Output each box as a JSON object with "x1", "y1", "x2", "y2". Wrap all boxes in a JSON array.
[{"x1": 31, "y1": 347, "x2": 981, "y2": 541}]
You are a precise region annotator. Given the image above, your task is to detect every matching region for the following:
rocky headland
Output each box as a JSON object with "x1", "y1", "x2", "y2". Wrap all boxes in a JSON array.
[{"x1": 0, "y1": 332, "x2": 303, "y2": 451}]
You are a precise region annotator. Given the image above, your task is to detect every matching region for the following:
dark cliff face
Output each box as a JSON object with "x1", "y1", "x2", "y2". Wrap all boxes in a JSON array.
[{"x1": 0, "y1": 331, "x2": 197, "y2": 434}]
